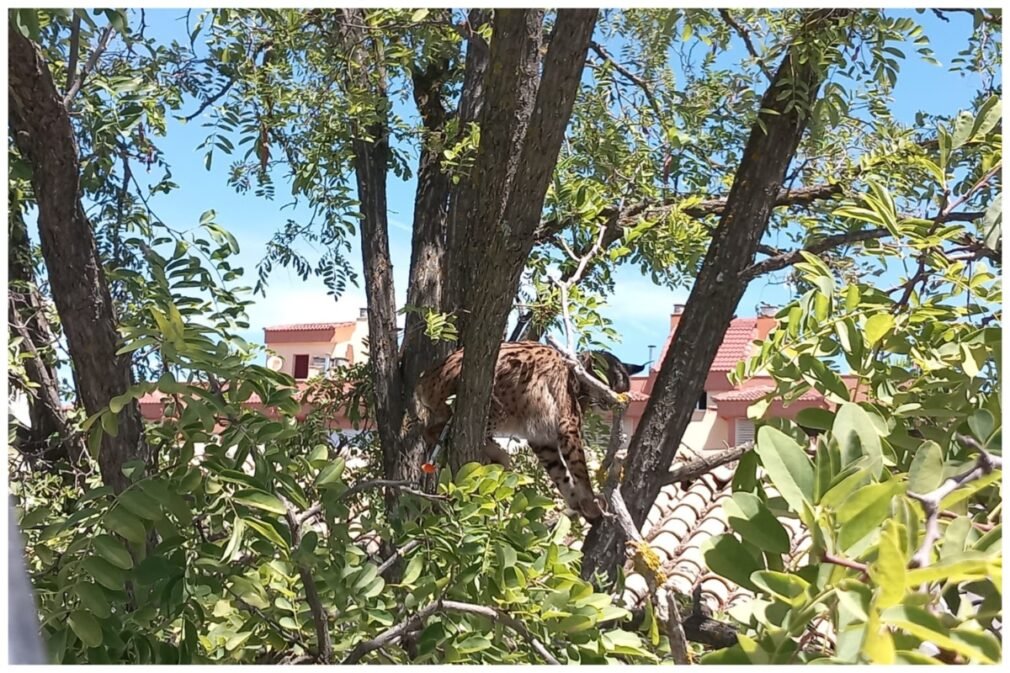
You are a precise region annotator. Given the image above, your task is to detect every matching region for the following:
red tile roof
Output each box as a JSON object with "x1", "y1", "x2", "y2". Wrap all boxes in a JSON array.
[
  {"x1": 710, "y1": 319, "x2": 758, "y2": 372},
  {"x1": 263, "y1": 321, "x2": 354, "y2": 332},
  {"x1": 712, "y1": 385, "x2": 823, "y2": 402},
  {"x1": 652, "y1": 317, "x2": 759, "y2": 374}
]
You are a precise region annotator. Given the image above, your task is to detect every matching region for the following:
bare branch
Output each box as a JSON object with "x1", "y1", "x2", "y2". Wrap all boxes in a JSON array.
[
  {"x1": 343, "y1": 598, "x2": 562, "y2": 665},
  {"x1": 283, "y1": 504, "x2": 333, "y2": 663},
  {"x1": 65, "y1": 12, "x2": 81, "y2": 94},
  {"x1": 63, "y1": 23, "x2": 116, "y2": 108},
  {"x1": 440, "y1": 601, "x2": 561, "y2": 665},
  {"x1": 377, "y1": 539, "x2": 422, "y2": 576},
  {"x1": 662, "y1": 590, "x2": 692, "y2": 664},
  {"x1": 343, "y1": 600, "x2": 442, "y2": 664},
  {"x1": 907, "y1": 438, "x2": 1001, "y2": 568},
  {"x1": 719, "y1": 9, "x2": 774, "y2": 81},
  {"x1": 338, "y1": 478, "x2": 447, "y2": 503},
  {"x1": 660, "y1": 443, "x2": 752, "y2": 486},
  {"x1": 741, "y1": 228, "x2": 890, "y2": 280},
  {"x1": 822, "y1": 552, "x2": 869, "y2": 574}
]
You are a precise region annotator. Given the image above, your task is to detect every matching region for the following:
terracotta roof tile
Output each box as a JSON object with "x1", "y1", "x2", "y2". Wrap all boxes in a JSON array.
[
  {"x1": 263, "y1": 321, "x2": 354, "y2": 332},
  {"x1": 711, "y1": 319, "x2": 758, "y2": 371},
  {"x1": 619, "y1": 454, "x2": 809, "y2": 617},
  {"x1": 713, "y1": 385, "x2": 823, "y2": 402}
]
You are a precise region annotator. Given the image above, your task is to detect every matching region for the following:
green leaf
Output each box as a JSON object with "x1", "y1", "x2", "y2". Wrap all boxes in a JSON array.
[
  {"x1": 832, "y1": 403, "x2": 883, "y2": 476},
  {"x1": 754, "y1": 426, "x2": 815, "y2": 513},
  {"x1": 315, "y1": 458, "x2": 346, "y2": 486},
  {"x1": 968, "y1": 95, "x2": 1001, "y2": 140},
  {"x1": 796, "y1": 407, "x2": 835, "y2": 431},
  {"x1": 400, "y1": 554, "x2": 424, "y2": 586},
  {"x1": 871, "y1": 520, "x2": 906, "y2": 609},
  {"x1": 244, "y1": 518, "x2": 289, "y2": 551},
  {"x1": 410, "y1": 8, "x2": 430, "y2": 22},
  {"x1": 968, "y1": 409, "x2": 995, "y2": 445},
  {"x1": 119, "y1": 489, "x2": 163, "y2": 521},
  {"x1": 93, "y1": 534, "x2": 134, "y2": 570},
  {"x1": 881, "y1": 605, "x2": 997, "y2": 663},
  {"x1": 104, "y1": 507, "x2": 147, "y2": 545},
  {"x1": 837, "y1": 481, "x2": 901, "y2": 550},
  {"x1": 904, "y1": 556, "x2": 997, "y2": 587},
  {"x1": 864, "y1": 313, "x2": 894, "y2": 347},
  {"x1": 68, "y1": 610, "x2": 103, "y2": 648},
  {"x1": 74, "y1": 582, "x2": 111, "y2": 619},
  {"x1": 750, "y1": 571, "x2": 810, "y2": 607},
  {"x1": 81, "y1": 556, "x2": 127, "y2": 591},
  {"x1": 221, "y1": 518, "x2": 246, "y2": 562},
  {"x1": 233, "y1": 489, "x2": 287, "y2": 515},
  {"x1": 723, "y1": 492, "x2": 791, "y2": 553},
  {"x1": 907, "y1": 441, "x2": 943, "y2": 494},
  {"x1": 701, "y1": 534, "x2": 763, "y2": 591}
]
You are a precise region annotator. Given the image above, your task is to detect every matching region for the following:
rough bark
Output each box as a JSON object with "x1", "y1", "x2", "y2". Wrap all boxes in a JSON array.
[
  {"x1": 580, "y1": 9, "x2": 853, "y2": 578},
  {"x1": 333, "y1": 9, "x2": 403, "y2": 481},
  {"x1": 443, "y1": 8, "x2": 490, "y2": 318},
  {"x1": 8, "y1": 206, "x2": 84, "y2": 465},
  {"x1": 8, "y1": 26, "x2": 147, "y2": 493},
  {"x1": 450, "y1": 9, "x2": 599, "y2": 468},
  {"x1": 396, "y1": 46, "x2": 455, "y2": 483}
]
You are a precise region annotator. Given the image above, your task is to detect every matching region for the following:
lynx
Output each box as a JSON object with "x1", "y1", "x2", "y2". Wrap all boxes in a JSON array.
[{"x1": 413, "y1": 341, "x2": 645, "y2": 522}]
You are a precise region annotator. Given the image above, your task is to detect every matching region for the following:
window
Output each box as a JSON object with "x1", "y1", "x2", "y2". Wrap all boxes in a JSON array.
[
  {"x1": 697, "y1": 392, "x2": 708, "y2": 410},
  {"x1": 311, "y1": 355, "x2": 330, "y2": 372},
  {"x1": 734, "y1": 419, "x2": 755, "y2": 445},
  {"x1": 293, "y1": 354, "x2": 309, "y2": 379}
]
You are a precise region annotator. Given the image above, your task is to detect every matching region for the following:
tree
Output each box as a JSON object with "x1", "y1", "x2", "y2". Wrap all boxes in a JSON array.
[
  {"x1": 8, "y1": 6, "x2": 1002, "y2": 665},
  {"x1": 8, "y1": 21, "x2": 149, "y2": 493}
]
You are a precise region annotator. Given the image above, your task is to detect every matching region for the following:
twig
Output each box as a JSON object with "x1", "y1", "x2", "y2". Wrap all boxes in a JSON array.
[
  {"x1": 65, "y1": 12, "x2": 81, "y2": 94},
  {"x1": 942, "y1": 162, "x2": 1002, "y2": 217},
  {"x1": 589, "y1": 41, "x2": 665, "y2": 123},
  {"x1": 181, "y1": 77, "x2": 237, "y2": 122},
  {"x1": 719, "y1": 9, "x2": 774, "y2": 81},
  {"x1": 440, "y1": 600, "x2": 561, "y2": 665},
  {"x1": 343, "y1": 600, "x2": 442, "y2": 664},
  {"x1": 63, "y1": 23, "x2": 116, "y2": 108},
  {"x1": 377, "y1": 539, "x2": 422, "y2": 576},
  {"x1": 822, "y1": 552, "x2": 869, "y2": 574},
  {"x1": 906, "y1": 439, "x2": 1002, "y2": 568},
  {"x1": 663, "y1": 589, "x2": 692, "y2": 664},
  {"x1": 338, "y1": 478, "x2": 447, "y2": 503},
  {"x1": 283, "y1": 503, "x2": 333, "y2": 663},
  {"x1": 660, "y1": 443, "x2": 752, "y2": 485}
]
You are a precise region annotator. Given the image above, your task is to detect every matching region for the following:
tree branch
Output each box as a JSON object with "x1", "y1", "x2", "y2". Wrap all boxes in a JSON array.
[
  {"x1": 741, "y1": 228, "x2": 891, "y2": 280},
  {"x1": 440, "y1": 600, "x2": 561, "y2": 665},
  {"x1": 283, "y1": 503, "x2": 333, "y2": 663},
  {"x1": 719, "y1": 9, "x2": 774, "y2": 81},
  {"x1": 660, "y1": 443, "x2": 753, "y2": 486},
  {"x1": 907, "y1": 437, "x2": 1002, "y2": 569},
  {"x1": 63, "y1": 23, "x2": 116, "y2": 108},
  {"x1": 181, "y1": 77, "x2": 237, "y2": 122},
  {"x1": 589, "y1": 41, "x2": 665, "y2": 122}
]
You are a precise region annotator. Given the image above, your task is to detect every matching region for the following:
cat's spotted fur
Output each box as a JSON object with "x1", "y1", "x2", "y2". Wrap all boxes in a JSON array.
[{"x1": 413, "y1": 341, "x2": 645, "y2": 522}]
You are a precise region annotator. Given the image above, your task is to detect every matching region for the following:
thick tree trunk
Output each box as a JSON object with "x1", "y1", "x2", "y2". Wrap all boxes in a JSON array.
[
  {"x1": 450, "y1": 9, "x2": 598, "y2": 468},
  {"x1": 396, "y1": 50, "x2": 455, "y2": 483},
  {"x1": 443, "y1": 9, "x2": 490, "y2": 320},
  {"x1": 8, "y1": 26, "x2": 148, "y2": 494},
  {"x1": 580, "y1": 9, "x2": 853, "y2": 578},
  {"x1": 334, "y1": 10, "x2": 404, "y2": 482}
]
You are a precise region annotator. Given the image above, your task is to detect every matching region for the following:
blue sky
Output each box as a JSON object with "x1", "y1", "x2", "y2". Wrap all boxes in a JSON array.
[{"x1": 120, "y1": 9, "x2": 988, "y2": 368}]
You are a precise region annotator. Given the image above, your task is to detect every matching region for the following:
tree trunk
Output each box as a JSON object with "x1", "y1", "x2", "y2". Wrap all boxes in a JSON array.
[
  {"x1": 443, "y1": 9, "x2": 490, "y2": 320},
  {"x1": 580, "y1": 9, "x2": 853, "y2": 578},
  {"x1": 450, "y1": 9, "x2": 598, "y2": 468},
  {"x1": 333, "y1": 10, "x2": 404, "y2": 482},
  {"x1": 8, "y1": 208, "x2": 83, "y2": 466},
  {"x1": 8, "y1": 26, "x2": 148, "y2": 494},
  {"x1": 396, "y1": 49, "x2": 455, "y2": 483}
]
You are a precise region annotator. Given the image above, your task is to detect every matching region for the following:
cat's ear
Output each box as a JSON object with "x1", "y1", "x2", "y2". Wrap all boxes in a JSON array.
[{"x1": 624, "y1": 362, "x2": 647, "y2": 376}]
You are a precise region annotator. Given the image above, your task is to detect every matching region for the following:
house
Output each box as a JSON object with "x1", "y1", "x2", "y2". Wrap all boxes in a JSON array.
[
  {"x1": 262, "y1": 308, "x2": 371, "y2": 380},
  {"x1": 621, "y1": 303, "x2": 856, "y2": 454}
]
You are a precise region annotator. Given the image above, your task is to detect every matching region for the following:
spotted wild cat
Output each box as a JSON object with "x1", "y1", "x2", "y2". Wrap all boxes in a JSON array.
[{"x1": 413, "y1": 341, "x2": 645, "y2": 522}]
